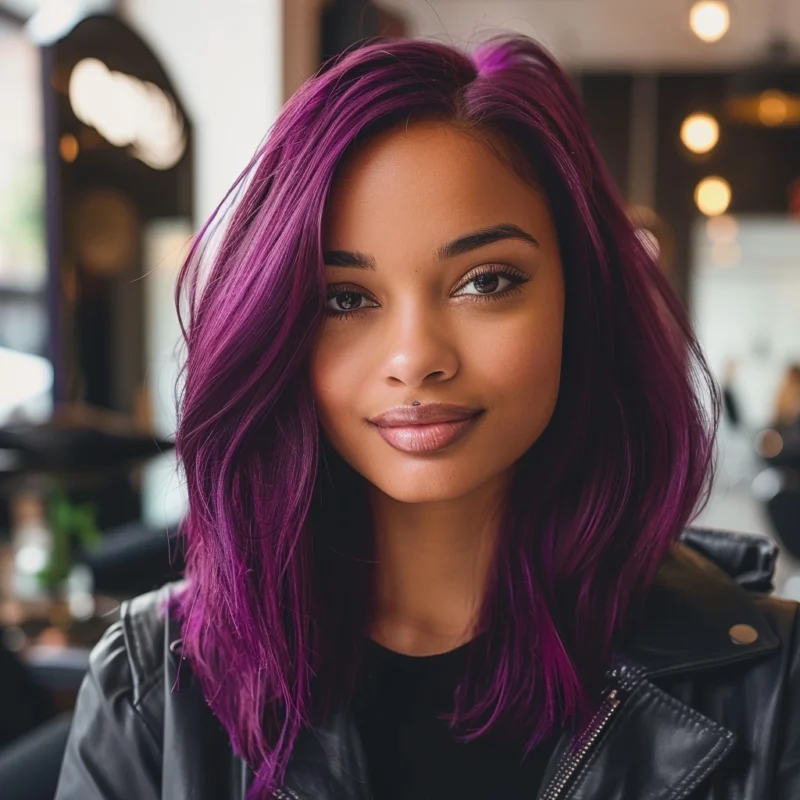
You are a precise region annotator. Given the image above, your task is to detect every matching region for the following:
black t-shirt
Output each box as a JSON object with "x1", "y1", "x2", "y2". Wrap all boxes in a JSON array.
[{"x1": 351, "y1": 638, "x2": 558, "y2": 800}]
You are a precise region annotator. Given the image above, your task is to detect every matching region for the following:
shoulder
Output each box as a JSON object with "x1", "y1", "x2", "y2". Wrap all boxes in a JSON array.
[
  {"x1": 623, "y1": 527, "x2": 800, "y2": 678},
  {"x1": 118, "y1": 581, "x2": 185, "y2": 693},
  {"x1": 56, "y1": 583, "x2": 187, "y2": 798},
  {"x1": 88, "y1": 581, "x2": 186, "y2": 736}
]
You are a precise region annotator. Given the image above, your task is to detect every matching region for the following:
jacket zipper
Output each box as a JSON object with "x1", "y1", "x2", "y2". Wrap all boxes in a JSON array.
[
  {"x1": 538, "y1": 663, "x2": 642, "y2": 800},
  {"x1": 537, "y1": 689, "x2": 621, "y2": 799},
  {"x1": 273, "y1": 665, "x2": 642, "y2": 800},
  {"x1": 272, "y1": 788, "x2": 303, "y2": 800}
]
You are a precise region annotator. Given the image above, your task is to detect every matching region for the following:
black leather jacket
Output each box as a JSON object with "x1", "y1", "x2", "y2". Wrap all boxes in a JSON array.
[{"x1": 55, "y1": 527, "x2": 800, "y2": 800}]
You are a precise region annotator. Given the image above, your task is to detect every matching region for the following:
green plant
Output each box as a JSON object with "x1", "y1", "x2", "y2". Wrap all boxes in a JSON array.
[{"x1": 38, "y1": 485, "x2": 101, "y2": 590}]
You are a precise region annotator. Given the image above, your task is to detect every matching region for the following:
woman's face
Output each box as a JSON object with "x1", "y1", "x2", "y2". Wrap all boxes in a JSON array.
[{"x1": 311, "y1": 121, "x2": 565, "y2": 504}]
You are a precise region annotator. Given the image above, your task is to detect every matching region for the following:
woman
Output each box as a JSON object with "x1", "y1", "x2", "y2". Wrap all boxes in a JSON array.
[{"x1": 56, "y1": 36, "x2": 800, "y2": 800}]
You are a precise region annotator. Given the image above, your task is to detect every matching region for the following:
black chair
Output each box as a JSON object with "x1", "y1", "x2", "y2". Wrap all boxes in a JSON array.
[
  {"x1": 0, "y1": 713, "x2": 74, "y2": 800},
  {"x1": 765, "y1": 477, "x2": 800, "y2": 561},
  {"x1": 77, "y1": 519, "x2": 184, "y2": 597},
  {"x1": 0, "y1": 633, "x2": 55, "y2": 750}
]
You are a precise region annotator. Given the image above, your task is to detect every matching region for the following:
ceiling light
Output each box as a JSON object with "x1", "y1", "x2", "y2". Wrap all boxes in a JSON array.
[
  {"x1": 725, "y1": 39, "x2": 800, "y2": 127},
  {"x1": 758, "y1": 90, "x2": 790, "y2": 126},
  {"x1": 68, "y1": 58, "x2": 186, "y2": 170},
  {"x1": 689, "y1": 1, "x2": 730, "y2": 43},
  {"x1": 680, "y1": 112, "x2": 719, "y2": 153},
  {"x1": 695, "y1": 177, "x2": 731, "y2": 216}
]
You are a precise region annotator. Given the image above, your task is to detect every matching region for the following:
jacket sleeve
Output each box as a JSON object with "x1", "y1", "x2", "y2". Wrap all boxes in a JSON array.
[
  {"x1": 55, "y1": 620, "x2": 162, "y2": 800},
  {"x1": 776, "y1": 603, "x2": 800, "y2": 799}
]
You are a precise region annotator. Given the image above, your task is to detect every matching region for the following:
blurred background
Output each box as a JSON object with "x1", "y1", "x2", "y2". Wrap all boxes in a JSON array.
[{"x1": 0, "y1": 0, "x2": 799, "y2": 795}]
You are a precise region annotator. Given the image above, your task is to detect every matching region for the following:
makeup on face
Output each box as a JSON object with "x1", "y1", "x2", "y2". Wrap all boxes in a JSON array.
[
  {"x1": 367, "y1": 404, "x2": 486, "y2": 454},
  {"x1": 311, "y1": 121, "x2": 564, "y2": 505}
]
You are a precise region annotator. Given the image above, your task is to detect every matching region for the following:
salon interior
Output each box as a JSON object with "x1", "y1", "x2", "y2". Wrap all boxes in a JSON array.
[{"x1": 0, "y1": 0, "x2": 799, "y2": 795}]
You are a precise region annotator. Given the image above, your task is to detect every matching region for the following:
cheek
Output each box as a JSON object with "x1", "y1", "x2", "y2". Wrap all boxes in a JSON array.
[
  {"x1": 310, "y1": 335, "x2": 368, "y2": 432},
  {"x1": 479, "y1": 303, "x2": 564, "y2": 421}
]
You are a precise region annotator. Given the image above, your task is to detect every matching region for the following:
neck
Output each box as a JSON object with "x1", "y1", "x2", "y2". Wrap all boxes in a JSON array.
[{"x1": 368, "y1": 474, "x2": 509, "y2": 656}]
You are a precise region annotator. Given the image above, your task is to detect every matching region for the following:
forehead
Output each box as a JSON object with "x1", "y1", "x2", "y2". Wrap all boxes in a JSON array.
[{"x1": 323, "y1": 121, "x2": 553, "y2": 252}]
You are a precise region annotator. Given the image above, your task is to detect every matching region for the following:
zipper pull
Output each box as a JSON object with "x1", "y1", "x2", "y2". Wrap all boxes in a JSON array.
[{"x1": 539, "y1": 662, "x2": 643, "y2": 800}]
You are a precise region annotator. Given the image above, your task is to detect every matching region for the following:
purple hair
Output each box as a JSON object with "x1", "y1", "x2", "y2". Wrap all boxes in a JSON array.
[{"x1": 172, "y1": 35, "x2": 718, "y2": 796}]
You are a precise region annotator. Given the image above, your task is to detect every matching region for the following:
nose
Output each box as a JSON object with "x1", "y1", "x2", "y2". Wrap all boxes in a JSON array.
[{"x1": 380, "y1": 304, "x2": 459, "y2": 389}]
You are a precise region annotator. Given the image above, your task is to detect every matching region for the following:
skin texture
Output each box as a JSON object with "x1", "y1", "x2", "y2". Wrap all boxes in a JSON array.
[{"x1": 311, "y1": 121, "x2": 565, "y2": 655}]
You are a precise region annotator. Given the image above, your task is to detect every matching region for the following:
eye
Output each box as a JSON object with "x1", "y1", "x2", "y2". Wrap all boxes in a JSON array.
[
  {"x1": 455, "y1": 272, "x2": 513, "y2": 296},
  {"x1": 325, "y1": 288, "x2": 379, "y2": 316},
  {"x1": 453, "y1": 266, "x2": 530, "y2": 298}
]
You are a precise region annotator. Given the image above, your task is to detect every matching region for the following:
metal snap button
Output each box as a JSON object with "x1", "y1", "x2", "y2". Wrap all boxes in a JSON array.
[{"x1": 729, "y1": 624, "x2": 758, "y2": 645}]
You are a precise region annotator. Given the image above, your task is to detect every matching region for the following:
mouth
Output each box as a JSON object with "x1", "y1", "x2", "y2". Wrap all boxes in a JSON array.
[{"x1": 367, "y1": 402, "x2": 485, "y2": 455}]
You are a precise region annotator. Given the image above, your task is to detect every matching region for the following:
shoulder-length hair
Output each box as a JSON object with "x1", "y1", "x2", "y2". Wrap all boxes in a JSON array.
[{"x1": 172, "y1": 34, "x2": 718, "y2": 797}]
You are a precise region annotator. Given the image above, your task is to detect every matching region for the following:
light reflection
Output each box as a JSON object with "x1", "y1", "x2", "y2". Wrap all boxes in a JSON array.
[
  {"x1": 756, "y1": 429, "x2": 784, "y2": 459},
  {"x1": 706, "y1": 214, "x2": 738, "y2": 244},
  {"x1": 68, "y1": 58, "x2": 186, "y2": 170},
  {"x1": 681, "y1": 113, "x2": 719, "y2": 154},
  {"x1": 758, "y1": 91, "x2": 789, "y2": 127},
  {"x1": 710, "y1": 241, "x2": 741, "y2": 267},
  {"x1": 689, "y1": 1, "x2": 730, "y2": 43},
  {"x1": 695, "y1": 176, "x2": 732, "y2": 216},
  {"x1": 59, "y1": 133, "x2": 79, "y2": 162}
]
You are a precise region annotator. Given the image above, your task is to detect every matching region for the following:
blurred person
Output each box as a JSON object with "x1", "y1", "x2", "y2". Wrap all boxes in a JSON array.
[
  {"x1": 717, "y1": 358, "x2": 753, "y2": 488},
  {"x1": 721, "y1": 359, "x2": 742, "y2": 429},
  {"x1": 55, "y1": 36, "x2": 800, "y2": 800},
  {"x1": 774, "y1": 363, "x2": 800, "y2": 428}
]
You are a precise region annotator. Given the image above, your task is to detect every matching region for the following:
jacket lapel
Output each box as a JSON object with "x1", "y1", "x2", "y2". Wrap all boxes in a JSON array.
[
  {"x1": 538, "y1": 539, "x2": 780, "y2": 799},
  {"x1": 548, "y1": 676, "x2": 736, "y2": 800},
  {"x1": 623, "y1": 542, "x2": 779, "y2": 678}
]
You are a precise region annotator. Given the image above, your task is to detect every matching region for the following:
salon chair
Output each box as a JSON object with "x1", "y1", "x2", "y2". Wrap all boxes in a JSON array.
[{"x1": 0, "y1": 519, "x2": 183, "y2": 800}]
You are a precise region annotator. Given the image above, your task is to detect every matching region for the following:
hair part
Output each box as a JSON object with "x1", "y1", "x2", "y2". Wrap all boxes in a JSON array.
[{"x1": 172, "y1": 34, "x2": 718, "y2": 796}]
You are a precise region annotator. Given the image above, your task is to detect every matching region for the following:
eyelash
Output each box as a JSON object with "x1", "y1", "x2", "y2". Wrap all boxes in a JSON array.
[{"x1": 324, "y1": 265, "x2": 531, "y2": 321}]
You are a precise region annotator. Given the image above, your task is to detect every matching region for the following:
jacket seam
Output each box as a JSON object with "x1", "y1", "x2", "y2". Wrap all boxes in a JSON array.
[
  {"x1": 119, "y1": 592, "x2": 168, "y2": 748},
  {"x1": 133, "y1": 664, "x2": 166, "y2": 715},
  {"x1": 566, "y1": 680, "x2": 735, "y2": 798},
  {"x1": 666, "y1": 735, "x2": 735, "y2": 799},
  {"x1": 121, "y1": 602, "x2": 143, "y2": 703},
  {"x1": 637, "y1": 683, "x2": 736, "y2": 798},
  {"x1": 130, "y1": 668, "x2": 165, "y2": 748}
]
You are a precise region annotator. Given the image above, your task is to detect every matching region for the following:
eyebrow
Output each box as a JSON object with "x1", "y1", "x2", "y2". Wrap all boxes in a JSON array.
[{"x1": 322, "y1": 223, "x2": 539, "y2": 270}]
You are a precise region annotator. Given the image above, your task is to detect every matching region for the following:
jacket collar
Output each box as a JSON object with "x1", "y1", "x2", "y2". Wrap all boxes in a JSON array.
[
  {"x1": 278, "y1": 528, "x2": 782, "y2": 800},
  {"x1": 534, "y1": 529, "x2": 781, "y2": 799},
  {"x1": 620, "y1": 530, "x2": 780, "y2": 678}
]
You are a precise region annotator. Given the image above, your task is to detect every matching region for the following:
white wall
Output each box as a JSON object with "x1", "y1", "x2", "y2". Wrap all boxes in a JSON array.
[
  {"x1": 122, "y1": 0, "x2": 284, "y2": 225},
  {"x1": 117, "y1": 1, "x2": 286, "y2": 527},
  {"x1": 691, "y1": 216, "x2": 800, "y2": 429},
  {"x1": 689, "y1": 216, "x2": 800, "y2": 567}
]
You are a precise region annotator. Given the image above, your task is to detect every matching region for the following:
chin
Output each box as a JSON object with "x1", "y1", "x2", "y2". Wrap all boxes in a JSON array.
[{"x1": 369, "y1": 465, "x2": 492, "y2": 505}]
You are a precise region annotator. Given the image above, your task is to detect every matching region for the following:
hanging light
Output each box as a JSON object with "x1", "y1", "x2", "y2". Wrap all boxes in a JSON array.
[
  {"x1": 680, "y1": 112, "x2": 719, "y2": 153},
  {"x1": 695, "y1": 177, "x2": 732, "y2": 216},
  {"x1": 689, "y1": 1, "x2": 730, "y2": 43},
  {"x1": 725, "y1": 38, "x2": 800, "y2": 127},
  {"x1": 68, "y1": 58, "x2": 187, "y2": 170}
]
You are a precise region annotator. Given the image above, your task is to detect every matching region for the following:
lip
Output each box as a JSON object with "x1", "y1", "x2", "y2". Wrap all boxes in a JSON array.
[
  {"x1": 369, "y1": 403, "x2": 483, "y2": 427},
  {"x1": 368, "y1": 404, "x2": 484, "y2": 454}
]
